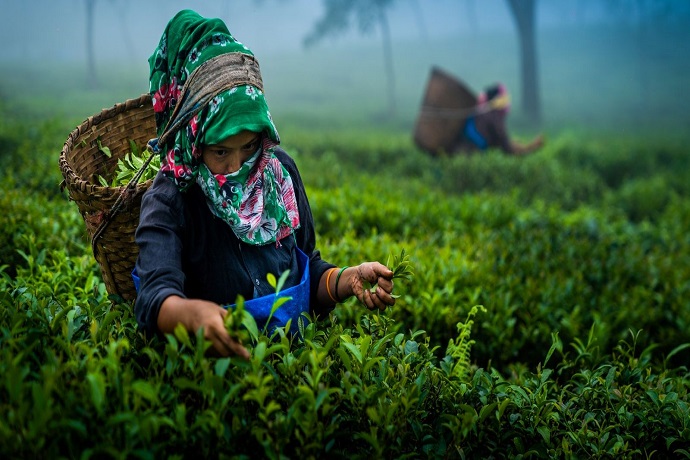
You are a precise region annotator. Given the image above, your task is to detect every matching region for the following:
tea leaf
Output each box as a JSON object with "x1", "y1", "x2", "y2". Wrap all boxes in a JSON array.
[
  {"x1": 86, "y1": 372, "x2": 105, "y2": 415},
  {"x1": 367, "y1": 248, "x2": 414, "y2": 298},
  {"x1": 388, "y1": 248, "x2": 414, "y2": 281},
  {"x1": 96, "y1": 138, "x2": 111, "y2": 158},
  {"x1": 131, "y1": 380, "x2": 159, "y2": 404},
  {"x1": 95, "y1": 141, "x2": 160, "y2": 187}
]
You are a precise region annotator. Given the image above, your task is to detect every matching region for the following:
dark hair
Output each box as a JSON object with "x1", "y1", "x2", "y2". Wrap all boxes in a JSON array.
[{"x1": 485, "y1": 84, "x2": 501, "y2": 102}]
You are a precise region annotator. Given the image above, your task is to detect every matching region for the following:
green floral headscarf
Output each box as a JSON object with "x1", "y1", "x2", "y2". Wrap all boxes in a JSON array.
[{"x1": 149, "y1": 9, "x2": 299, "y2": 245}]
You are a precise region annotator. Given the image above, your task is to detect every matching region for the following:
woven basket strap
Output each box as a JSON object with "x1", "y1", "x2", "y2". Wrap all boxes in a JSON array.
[
  {"x1": 90, "y1": 54, "x2": 262, "y2": 258},
  {"x1": 158, "y1": 52, "x2": 263, "y2": 146},
  {"x1": 418, "y1": 106, "x2": 476, "y2": 120},
  {"x1": 91, "y1": 149, "x2": 156, "y2": 257},
  {"x1": 419, "y1": 93, "x2": 511, "y2": 120}
]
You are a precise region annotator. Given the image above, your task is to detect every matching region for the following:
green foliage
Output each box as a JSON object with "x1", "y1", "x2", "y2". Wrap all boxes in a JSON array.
[
  {"x1": 388, "y1": 248, "x2": 413, "y2": 281},
  {"x1": 0, "y1": 188, "x2": 85, "y2": 277},
  {"x1": 609, "y1": 175, "x2": 675, "y2": 223},
  {"x1": 0, "y1": 116, "x2": 73, "y2": 193},
  {"x1": 444, "y1": 305, "x2": 486, "y2": 381},
  {"x1": 97, "y1": 140, "x2": 161, "y2": 188},
  {"x1": 363, "y1": 248, "x2": 414, "y2": 297},
  {"x1": 2, "y1": 96, "x2": 690, "y2": 457}
]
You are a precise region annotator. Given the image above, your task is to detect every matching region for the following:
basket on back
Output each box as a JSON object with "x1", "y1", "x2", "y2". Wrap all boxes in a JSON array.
[
  {"x1": 59, "y1": 94, "x2": 156, "y2": 301},
  {"x1": 413, "y1": 66, "x2": 478, "y2": 156}
]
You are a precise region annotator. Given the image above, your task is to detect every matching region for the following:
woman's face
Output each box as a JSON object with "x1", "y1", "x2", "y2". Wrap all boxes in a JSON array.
[{"x1": 201, "y1": 130, "x2": 261, "y2": 175}]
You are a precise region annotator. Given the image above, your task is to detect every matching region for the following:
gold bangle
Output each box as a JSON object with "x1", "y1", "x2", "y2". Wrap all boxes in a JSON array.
[{"x1": 326, "y1": 267, "x2": 338, "y2": 303}]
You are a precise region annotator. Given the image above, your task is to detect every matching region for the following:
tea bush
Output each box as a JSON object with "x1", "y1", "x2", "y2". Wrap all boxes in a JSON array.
[
  {"x1": 0, "y1": 116, "x2": 72, "y2": 193},
  {"x1": 609, "y1": 175, "x2": 675, "y2": 223},
  {"x1": 0, "y1": 188, "x2": 85, "y2": 277},
  {"x1": 2, "y1": 267, "x2": 689, "y2": 458},
  {"x1": 309, "y1": 176, "x2": 690, "y2": 371},
  {"x1": 2, "y1": 102, "x2": 690, "y2": 457}
]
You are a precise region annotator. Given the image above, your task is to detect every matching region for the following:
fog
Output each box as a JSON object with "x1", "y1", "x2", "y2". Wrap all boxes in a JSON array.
[
  {"x1": 1, "y1": 0, "x2": 689, "y2": 137},
  {"x1": 1, "y1": 0, "x2": 513, "y2": 61}
]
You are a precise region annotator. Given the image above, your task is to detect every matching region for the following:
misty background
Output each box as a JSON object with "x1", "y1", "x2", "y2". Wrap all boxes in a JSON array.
[{"x1": 1, "y1": 0, "x2": 689, "y2": 140}]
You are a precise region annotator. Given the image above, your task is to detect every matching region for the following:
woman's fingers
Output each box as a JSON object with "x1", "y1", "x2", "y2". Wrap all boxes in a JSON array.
[
  {"x1": 352, "y1": 263, "x2": 397, "y2": 310},
  {"x1": 223, "y1": 337, "x2": 251, "y2": 359},
  {"x1": 376, "y1": 276, "x2": 394, "y2": 294},
  {"x1": 203, "y1": 307, "x2": 250, "y2": 359},
  {"x1": 363, "y1": 262, "x2": 394, "y2": 281},
  {"x1": 208, "y1": 327, "x2": 250, "y2": 359},
  {"x1": 373, "y1": 282, "x2": 396, "y2": 308},
  {"x1": 361, "y1": 282, "x2": 395, "y2": 311}
]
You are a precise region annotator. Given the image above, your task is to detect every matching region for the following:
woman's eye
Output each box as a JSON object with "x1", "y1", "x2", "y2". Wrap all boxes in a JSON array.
[
  {"x1": 242, "y1": 140, "x2": 260, "y2": 152},
  {"x1": 214, "y1": 149, "x2": 228, "y2": 157}
]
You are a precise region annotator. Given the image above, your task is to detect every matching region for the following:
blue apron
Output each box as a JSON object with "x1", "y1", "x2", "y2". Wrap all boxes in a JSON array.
[
  {"x1": 463, "y1": 116, "x2": 488, "y2": 150},
  {"x1": 225, "y1": 247, "x2": 310, "y2": 335},
  {"x1": 132, "y1": 247, "x2": 310, "y2": 335}
]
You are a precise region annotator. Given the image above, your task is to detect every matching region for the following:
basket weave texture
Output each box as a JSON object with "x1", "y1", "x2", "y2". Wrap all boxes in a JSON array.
[
  {"x1": 59, "y1": 94, "x2": 156, "y2": 301},
  {"x1": 414, "y1": 67, "x2": 478, "y2": 155}
]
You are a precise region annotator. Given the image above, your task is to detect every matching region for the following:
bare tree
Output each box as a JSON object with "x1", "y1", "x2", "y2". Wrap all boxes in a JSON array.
[
  {"x1": 505, "y1": 0, "x2": 541, "y2": 125},
  {"x1": 304, "y1": 0, "x2": 398, "y2": 117},
  {"x1": 303, "y1": 0, "x2": 548, "y2": 124}
]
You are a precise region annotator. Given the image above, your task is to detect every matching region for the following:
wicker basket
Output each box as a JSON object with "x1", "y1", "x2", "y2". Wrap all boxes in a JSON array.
[
  {"x1": 59, "y1": 94, "x2": 156, "y2": 301},
  {"x1": 413, "y1": 66, "x2": 478, "y2": 155}
]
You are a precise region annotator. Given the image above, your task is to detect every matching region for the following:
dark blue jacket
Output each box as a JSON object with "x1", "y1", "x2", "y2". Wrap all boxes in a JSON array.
[{"x1": 134, "y1": 148, "x2": 334, "y2": 336}]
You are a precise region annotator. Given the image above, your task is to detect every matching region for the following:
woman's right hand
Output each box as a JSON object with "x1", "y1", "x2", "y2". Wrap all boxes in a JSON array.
[{"x1": 158, "y1": 295, "x2": 250, "y2": 359}]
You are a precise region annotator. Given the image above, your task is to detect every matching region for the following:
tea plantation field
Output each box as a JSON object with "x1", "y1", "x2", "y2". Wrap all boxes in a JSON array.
[{"x1": 1, "y1": 91, "x2": 690, "y2": 458}]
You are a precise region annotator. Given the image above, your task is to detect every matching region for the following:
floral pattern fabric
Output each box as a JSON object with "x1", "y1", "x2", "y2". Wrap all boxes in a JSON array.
[{"x1": 148, "y1": 9, "x2": 298, "y2": 246}]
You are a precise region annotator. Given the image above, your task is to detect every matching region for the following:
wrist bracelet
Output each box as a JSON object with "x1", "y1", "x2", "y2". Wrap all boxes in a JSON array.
[
  {"x1": 335, "y1": 266, "x2": 349, "y2": 302},
  {"x1": 326, "y1": 267, "x2": 338, "y2": 303}
]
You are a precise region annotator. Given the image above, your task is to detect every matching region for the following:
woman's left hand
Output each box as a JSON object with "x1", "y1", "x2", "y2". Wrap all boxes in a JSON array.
[{"x1": 346, "y1": 262, "x2": 396, "y2": 311}]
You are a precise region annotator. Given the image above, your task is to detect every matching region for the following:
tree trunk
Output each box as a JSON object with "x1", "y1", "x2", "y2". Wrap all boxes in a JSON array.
[
  {"x1": 378, "y1": 5, "x2": 396, "y2": 117},
  {"x1": 506, "y1": 0, "x2": 541, "y2": 124},
  {"x1": 86, "y1": 0, "x2": 98, "y2": 89}
]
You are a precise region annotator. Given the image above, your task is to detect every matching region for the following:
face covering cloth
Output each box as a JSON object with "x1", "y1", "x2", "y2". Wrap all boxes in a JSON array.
[{"x1": 149, "y1": 9, "x2": 299, "y2": 245}]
